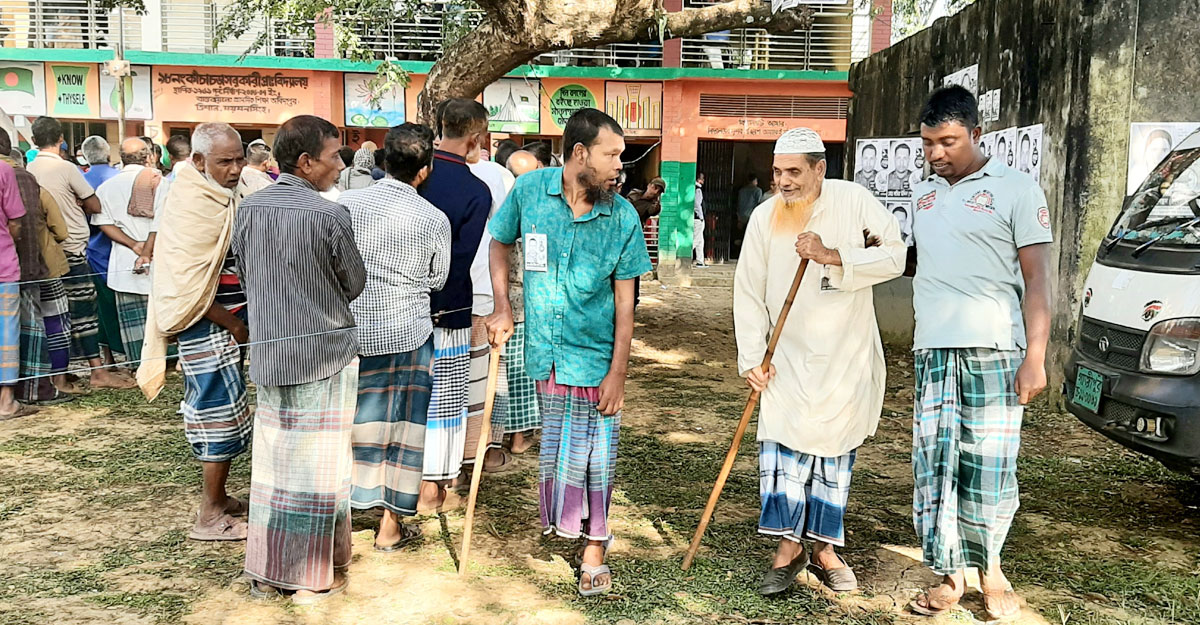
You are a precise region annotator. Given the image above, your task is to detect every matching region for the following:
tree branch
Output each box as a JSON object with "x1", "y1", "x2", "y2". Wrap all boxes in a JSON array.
[{"x1": 663, "y1": 1, "x2": 816, "y2": 39}]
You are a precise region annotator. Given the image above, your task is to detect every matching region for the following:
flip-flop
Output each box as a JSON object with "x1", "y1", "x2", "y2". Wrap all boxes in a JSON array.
[
  {"x1": 374, "y1": 523, "x2": 423, "y2": 552},
  {"x1": 758, "y1": 553, "x2": 808, "y2": 596},
  {"x1": 983, "y1": 587, "x2": 1022, "y2": 621},
  {"x1": 806, "y1": 554, "x2": 858, "y2": 593},
  {"x1": 483, "y1": 448, "x2": 518, "y2": 474},
  {"x1": 0, "y1": 404, "x2": 39, "y2": 421},
  {"x1": 909, "y1": 588, "x2": 962, "y2": 616},
  {"x1": 188, "y1": 514, "x2": 247, "y2": 541},
  {"x1": 578, "y1": 563, "x2": 613, "y2": 597},
  {"x1": 291, "y1": 575, "x2": 349, "y2": 606},
  {"x1": 249, "y1": 581, "x2": 279, "y2": 600}
]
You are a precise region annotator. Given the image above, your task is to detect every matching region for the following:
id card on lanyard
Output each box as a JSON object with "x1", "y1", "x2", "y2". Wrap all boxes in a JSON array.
[{"x1": 525, "y1": 227, "x2": 548, "y2": 272}]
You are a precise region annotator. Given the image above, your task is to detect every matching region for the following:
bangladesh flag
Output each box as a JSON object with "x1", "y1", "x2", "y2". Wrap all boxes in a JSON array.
[{"x1": 0, "y1": 67, "x2": 35, "y2": 95}]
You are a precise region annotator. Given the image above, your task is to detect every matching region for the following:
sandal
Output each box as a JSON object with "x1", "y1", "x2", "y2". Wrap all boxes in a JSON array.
[
  {"x1": 983, "y1": 586, "x2": 1022, "y2": 621},
  {"x1": 0, "y1": 404, "x2": 39, "y2": 421},
  {"x1": 483, "y1": 448, "x2": 518, "y2": 474},
  {"x1": 374, "y1": 523, "x2": 423, "y2": 552},
  {"x1": 249, "y1": 581, "x2": 279, "y2": 600},
  {"x1": 188, "y1": 513, "x2": 247, "y2": 541},
  {"x1": 909, "y1": 584, "x2": 962, "y2": 616},
  {"x1": 225, "y1": 496, "x2": 248, "y2": 517},
  {"x1": 291, "y1": 575, "x2": 349, "y2": 606},
  {"x1": 806, "y1": 554, "x2": 858, "y2": 593},
  {"x1": 578, "y1": 563, "x2": 613, "y2": 597},
  {"x1": 759, "y1": 553, "x2": 808, "y2": 596}
]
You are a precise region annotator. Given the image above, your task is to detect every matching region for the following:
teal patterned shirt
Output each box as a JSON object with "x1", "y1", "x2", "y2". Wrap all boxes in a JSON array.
[{"x1": 489, "y1": 167, "x2": 652, "y2": 387}]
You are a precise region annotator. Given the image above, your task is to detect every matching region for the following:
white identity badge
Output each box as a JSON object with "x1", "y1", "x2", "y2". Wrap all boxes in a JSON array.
[
  {"x1": 525, "y1": 230, "x2": 548, "y2": 272},
  {"x1": 818, "y1": 265, "x2": 840, "y2": 293}
]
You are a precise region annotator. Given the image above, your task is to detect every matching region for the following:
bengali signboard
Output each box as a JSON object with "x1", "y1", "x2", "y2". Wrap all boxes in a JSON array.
[
  {"x1": 343, "y1": 73, "x2": 404, "y2": 128},
  {"x1": 484, "y1": 78, "x2": 539, "y2": 134},
  {"x1": 45, "y1": 63, "x2": 99, "y2": 118},
  {"x1": 604, "y1": 81, "x2": 662, "y2": 137},
  {"x1": 540, "y1": 79, "x2": 603, "y2": 135},
  {"x1": 0, "y1": 61, "x2": 46, "y2": 117},
  {"x1": 100, "y1": 63, "x2": 153, "y2": 120},
  {"x1": 152, "y1": 66, "x2": 316, "y2": 124}
]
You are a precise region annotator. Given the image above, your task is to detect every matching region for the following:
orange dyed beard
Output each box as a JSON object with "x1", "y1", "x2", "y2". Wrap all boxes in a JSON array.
[{"x1": 770, "y1": 191, "x2": 818, "y2": 237}]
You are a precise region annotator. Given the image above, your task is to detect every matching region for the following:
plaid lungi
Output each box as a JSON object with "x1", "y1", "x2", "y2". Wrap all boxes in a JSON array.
[
  {"x1": 758, "y1": 442, "x2": 856, "y2": 546},
  {"x1": 245, "y1": 360, "x2": 359, "y2": 591},
  {"x1": 462, "y1": 316, "x2": 503, "y2": 464},
  {"x1": 0, "y1": 283, "x2": 19, "y2": 384},
  {"x1": 178, "y1": 316, "x2": 252, "y2": 463},
  {"x1": 498, "y1": 322, "x2": 540, "y2": 434},
  {"x1": 40, "y1": 279, "x2": 71, "y2": 372},
  {"x1": 422, "y1": 327, "x2": 471, "y2": 481},
  {"x1": 912, "y1": 348, "x2": 1023, "y2": 574},
  {"x1": 114, "y1": 291, "x2": 148, "y2": 365},
  {"x1": 537, "y1": 370, "x2": 619, "y2": 541},
  {"x1": 351, "y1": 339, "x2": 434, "y2": 516},
  {"x1": 62, "y1": 253, "x2": 101, "y2": 360},
  {"x1": 91, "y1": 274, "x2": 124, "y2": 355},
  {"x1": 17, "y1": 285, "x2": 49, "y2": 399}
]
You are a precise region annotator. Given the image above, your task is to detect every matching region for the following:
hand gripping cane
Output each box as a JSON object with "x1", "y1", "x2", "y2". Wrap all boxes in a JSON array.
[{"x1": 682, "y1": 259, "x2": 810, "y2": 570}]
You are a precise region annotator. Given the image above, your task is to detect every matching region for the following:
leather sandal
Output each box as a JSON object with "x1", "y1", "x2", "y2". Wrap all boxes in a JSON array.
[{"x1": 758, "y1": 554, "x2": 808, "y2": 596}]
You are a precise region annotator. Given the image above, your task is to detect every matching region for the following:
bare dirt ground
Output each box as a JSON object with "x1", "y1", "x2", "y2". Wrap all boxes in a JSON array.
[{"x1": 1, "y1": 279, "x2": 1198, "y2": 625}]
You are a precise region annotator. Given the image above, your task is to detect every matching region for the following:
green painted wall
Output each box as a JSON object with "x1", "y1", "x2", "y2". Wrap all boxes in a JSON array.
[{"x1": 658, "y1": 160, "x2": 697, "y2": 262}]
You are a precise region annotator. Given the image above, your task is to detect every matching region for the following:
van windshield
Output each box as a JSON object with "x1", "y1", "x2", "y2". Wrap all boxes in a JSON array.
[{"x1": 1110, "y1": 148, "x2": 1200, "y2": 246}]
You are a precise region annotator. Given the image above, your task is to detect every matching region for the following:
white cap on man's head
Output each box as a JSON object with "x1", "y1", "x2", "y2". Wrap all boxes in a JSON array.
[
  {"x1": 774, "y1": 127, "x2": 825, "y2": 155},
  {"x1": 248, "y1": 138, "x2": 269, "y2": 148}
]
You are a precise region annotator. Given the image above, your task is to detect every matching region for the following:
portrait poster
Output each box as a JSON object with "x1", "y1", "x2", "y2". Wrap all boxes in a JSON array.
[
  {"x1": 1016, "y1": 124, "x2": 1043, "y2": 182},
  {"x1": 980, "y1": 131, "x2": 998, "y2": 159},
  {"x1": 888, "y1": 200, "x2": 914, "y2": 246},
  {"x1": 0, "y1": 61, "x2": 46, "y2": 117},
  {"x1": 943, "y1": 64, "x2": 979, "y2": 98},
  {"x1": 994, "y1": 127, "x2": 1018, "y2": 170},
  {"x1": 884, "y1": 138, "x2": 924, "y2": 199},
  {"x1": 99, "y1": 63, "x2": 153, "y2": 120},
  {"x1": 853, "y1": 138, "x2": 888, "y2": 197},
  {"x1": 484, "y1": 78, "x2": 539, "y2": 134},
  {"x1": 1127, "y1": 122, "x2": 1200, "y2": 195}
]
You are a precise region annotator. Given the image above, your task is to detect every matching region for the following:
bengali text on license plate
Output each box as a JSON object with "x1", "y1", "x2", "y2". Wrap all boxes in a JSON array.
[{"x1": 1073, "y1": 367, "x2": 1104, "y2": 413}]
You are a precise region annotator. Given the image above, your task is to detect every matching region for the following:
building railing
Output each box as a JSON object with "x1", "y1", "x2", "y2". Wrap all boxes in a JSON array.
[
  {"x1": 0, "y1": 0, "x2": 141, "y2": 50},
  {"x1": 680, "y1": 1, "x2": 857, "y2": 71},
  {"x1": 160, "y1": 0, "x2": 312, "y2": 56}
]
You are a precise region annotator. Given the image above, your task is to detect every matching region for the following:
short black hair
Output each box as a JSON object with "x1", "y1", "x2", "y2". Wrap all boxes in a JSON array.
[
  {"x1": 338, "y1": 146, "x2": 354, "y2": 167},
  {"x1": 919, "y1": 85, "x2": 979, "y2": 130},
  {"x1": 1021, "y1": 134, "x2": 1031, "y2": 146},
  {"x1": 893, "y1": 206, "x2": 909, "y2": 216},
  {"x1": 437, "y1": 98, "x2": 488, "y2": 140},
  {"x1": 523, "y1": 141, "x2": 553, "y2": 167},
  {"x1": 0, "y1": 132, "x2": 10, "y2": 155},
  {"x1": 861, "y1": 143, "x2": 877, "y2": 155},
  {"x1": 274, "y1": 115, "x2": 340, "y2": 175},
  {"x1": 493, "y1": 138, "x2": 520, "y2": 167},
  {"x1": 166, "y1": 134, "x2": 191, "y2": 160},
  {"x1": 748, "y1": 173, "x2": 758, "y2": 182},
  {"x1": 31, "y1": 116, "x2": 63, "y2": 148},
  {"x1": 562, "y1": 108, "x2": 623, "y2": 159},
  {"x1": 383, "y1": 123, "x2": 435, "y2": 185},
  {"x1": 895, "y1": 143, "x2": 912, "y2": 155},
  {"x1": 373, "y1": 148, "x2": 385, "y2": 168}
]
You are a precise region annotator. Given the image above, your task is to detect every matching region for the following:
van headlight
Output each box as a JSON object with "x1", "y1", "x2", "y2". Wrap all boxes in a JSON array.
[{"x1": 1141, "y1": 318, "x2": 1200, "y2": 375}]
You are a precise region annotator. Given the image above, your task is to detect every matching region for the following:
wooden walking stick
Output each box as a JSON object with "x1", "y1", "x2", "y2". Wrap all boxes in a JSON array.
[
  {"x1": 681, "y1": 258, "x2": 810, "y2": 571},
  {"x1": 459, "y1": 347, "x2": 504, "y2": 575}
]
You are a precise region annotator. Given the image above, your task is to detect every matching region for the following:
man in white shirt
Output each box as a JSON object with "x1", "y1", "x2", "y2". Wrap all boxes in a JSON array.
[
  {"x1": 734, "y1": 127, "x2": 906, "y2": 596},
  {"x1": 238, "y1": 140, "x2": 275, "y2": 195},
  {"x1": 694, "y1": 172, "x2": 707, "y2": 267},
  {"x1": 92, "y1": 138, "x2": 158, "y2": 361}
]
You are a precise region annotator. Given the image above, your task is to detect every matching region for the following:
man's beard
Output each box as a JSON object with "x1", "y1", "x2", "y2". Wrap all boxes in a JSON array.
[
  {"x1": 770, "y1": 191, "x2": 819, "y2": 236},
  {"x1": 202, "y1": 170, "x2": 235, "y2": 198},
  {"x1": 577, "y1": 169, "x2": 615, "y2": 204}
]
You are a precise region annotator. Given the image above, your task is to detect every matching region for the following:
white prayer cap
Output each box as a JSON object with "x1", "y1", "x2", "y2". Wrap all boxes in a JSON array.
[{"x1": 774, "y1": 127, "x2": 825, "y2": 155}]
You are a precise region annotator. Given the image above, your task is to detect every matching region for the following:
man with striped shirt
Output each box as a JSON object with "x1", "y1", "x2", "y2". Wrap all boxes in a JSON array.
[{"x1": 235, "y1": 115, "x2": 366, "y2": 603}]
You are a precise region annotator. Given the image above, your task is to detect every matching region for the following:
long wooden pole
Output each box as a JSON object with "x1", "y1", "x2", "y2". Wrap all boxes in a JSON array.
[
  {"x1": 459, "y1": 347, "x2": 504, "y2": 575},
  {"x1": 681, "y1": 258, "x2": 810, "y2": 571}
]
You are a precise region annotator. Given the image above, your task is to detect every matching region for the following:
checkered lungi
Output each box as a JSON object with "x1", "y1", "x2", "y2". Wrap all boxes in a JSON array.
[
  {"x1": 422, "y1": 327, "x2": 471, "y2": 481},
  {"x1": 17, "y1": 285, "x2": 49, "y2": 399},
  {"x1": 114, "y1": 291, "x2": 148, "y2": 365},
  {"x1": 912, "y1": 348, "x2": 1024, "y2": 574},
  {"x1": 245, "y1": 360, "x2": 359, "y2": 591},
  {"x1": 497, "y1": 322, "x2": 541, "y2": 434},
  {"x1": 40, "y1": 279, "x2": 71, "y2": 372},
  {"x1": 537, "y1": 369, "x2": 619, "y2": 542},
  {"x1": 462, "y1": 316, "x2": 503, "y2": 465},
  {"x1": 351, "y1": 338, "x2": 434, "y2": 516},
  {"x1": 62, "y1": 253, "x2": 101, "y2": 360},
  {"x1": 178, "y1": 316, "x2": 252, "y2": 463},
  {"x1": 758, "y1": 442, "x2": 856, "y2": 546}
]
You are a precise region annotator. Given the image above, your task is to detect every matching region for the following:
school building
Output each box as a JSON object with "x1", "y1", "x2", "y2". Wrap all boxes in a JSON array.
[{"x1": 1, "y1": 0, "x2": 895, "y2": 267}]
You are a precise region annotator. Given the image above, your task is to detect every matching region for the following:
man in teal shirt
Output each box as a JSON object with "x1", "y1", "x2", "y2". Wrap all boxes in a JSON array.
[{"x1": 487, "y1": 108, "x2": 651, "y2": 597}]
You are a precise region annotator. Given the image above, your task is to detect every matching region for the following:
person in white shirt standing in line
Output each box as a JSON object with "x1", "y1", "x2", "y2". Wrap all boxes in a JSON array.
[
  {"x1": 693, "y1": 172, "x2": 707, "y2": 268},
  {"x1": 734, "y1": 127, "x2": 906, "y2": 596},
  {"x1": 92, "y1": 137, "x2": 160, "y2": 362}
]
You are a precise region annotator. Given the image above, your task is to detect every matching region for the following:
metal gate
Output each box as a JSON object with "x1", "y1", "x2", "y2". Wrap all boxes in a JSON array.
[{"x1": 697, "y1": 140, "x2": 736, "y2": 264}]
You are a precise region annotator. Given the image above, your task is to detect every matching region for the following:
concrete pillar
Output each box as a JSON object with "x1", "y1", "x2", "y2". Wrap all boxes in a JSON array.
[
  {"x1": 871, "y1": 0, "x2": 894, "y2": 54},
  {"x1": 662, "y1": 0, "x2": 683, "y2": 68},
  {"x1": 657, "y1": 80, "x2": 697, "y2": 283}
]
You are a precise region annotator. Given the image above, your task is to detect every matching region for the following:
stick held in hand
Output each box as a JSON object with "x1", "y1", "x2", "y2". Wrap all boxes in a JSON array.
[
  {"x1": 681, "y1": 259, "x2": 809, "y2": 571},
  {"x1": 459, "y1": 347, "x2": 504, "y2": 575}
]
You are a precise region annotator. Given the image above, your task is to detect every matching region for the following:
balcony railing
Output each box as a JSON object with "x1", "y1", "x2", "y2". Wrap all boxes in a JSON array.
[
  {"x1": 161, "y1": 0, "x2": 312, "y2": 57},
  {"x1": 680, "y1": 1, "x2": 857, "y2": 71},
  {"x1": 0, "y1": 0, "x2": 141, "y2": 50}
]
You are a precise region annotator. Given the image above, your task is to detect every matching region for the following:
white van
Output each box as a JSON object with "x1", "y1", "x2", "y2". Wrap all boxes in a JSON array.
[{"x1": 1066, "y1": 130, "x2": 1200, "y2": 476}]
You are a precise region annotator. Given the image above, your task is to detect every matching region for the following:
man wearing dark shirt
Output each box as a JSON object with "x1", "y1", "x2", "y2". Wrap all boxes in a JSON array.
[{"x1": 417, "y1": 98, "x2": 493, "y2": 510}]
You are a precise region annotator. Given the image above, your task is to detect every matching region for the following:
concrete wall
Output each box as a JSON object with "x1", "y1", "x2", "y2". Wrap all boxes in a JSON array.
[{"x1": 849, "y1": 0, "x2": 1200, "y2": 399}]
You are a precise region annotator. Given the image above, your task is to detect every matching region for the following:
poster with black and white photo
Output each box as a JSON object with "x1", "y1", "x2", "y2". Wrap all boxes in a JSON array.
[
  {"x1": 980, "y1": 131, "x2": 997, "y2": 159},
  {"x1": 885, "y1": 138, "x2": 924, "y2": 198},
  {"x1": 853, "y1": 139, "x2": 888, "y2": 196},
  {"x1": 1016, "y1": 124, "x2": 1043, "y2": 182},
  {"x1": 888, "y1": 201, "x2": 914, "y2": 246},
  {"x1": 943, "y1": 64, "x2": 979, "y2": 98},
  {"x1": 995, "y1": 127, "x2": 1017, "y2": 170},
  {"x1": 1127, "y1": 122, "x2": 1200, "y2": 195},
  {"x1": 979, "y1": 89, "x2": 1001, "y2": 124}
]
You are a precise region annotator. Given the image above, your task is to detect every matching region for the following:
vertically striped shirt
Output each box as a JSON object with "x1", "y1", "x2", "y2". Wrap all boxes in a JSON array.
[
  {"x1": 340, "y1": 178, "x2": 452, "y2": 356},
  {"x1": 232, "y1": 173, "x2": 367, "y2": 387}
]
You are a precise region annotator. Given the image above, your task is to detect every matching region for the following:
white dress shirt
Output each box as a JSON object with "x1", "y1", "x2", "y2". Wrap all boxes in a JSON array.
[{"x1": 91, "y1": 164, "x2": 152, "y2": 295}]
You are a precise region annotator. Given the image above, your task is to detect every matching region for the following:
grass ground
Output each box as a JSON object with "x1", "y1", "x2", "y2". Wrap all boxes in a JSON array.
[{"x1": 0, "y1": 284, "x2": 1197, "y2": 624}]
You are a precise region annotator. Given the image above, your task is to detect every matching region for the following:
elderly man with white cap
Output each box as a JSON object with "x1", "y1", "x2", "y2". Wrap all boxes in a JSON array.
[{"x1": 734, "y1": 127, "x2": 907, "y2": 595}]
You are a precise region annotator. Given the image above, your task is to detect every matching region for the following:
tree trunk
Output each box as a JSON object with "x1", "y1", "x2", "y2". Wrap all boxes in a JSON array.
[{"x1": 415, "y1": 0, "x2": 815, "y2": 124}]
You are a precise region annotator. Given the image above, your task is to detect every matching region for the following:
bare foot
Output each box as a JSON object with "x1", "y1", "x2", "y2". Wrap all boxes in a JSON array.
[
  {"x1": 509, "y1": 432, "x2": 536, "y2": 454},
  {"x1": 89, "y1": 369, "x2": 136, "y2": 389},
  {"x1": 416, "y1": 481, "x2": 446, "y2": 513},
  {"x1": 292, "y1": 571, "x2": 348, "y2": 604},
  {"x1": 0, "y1": 403, "x2": 37, "y2": 420}
]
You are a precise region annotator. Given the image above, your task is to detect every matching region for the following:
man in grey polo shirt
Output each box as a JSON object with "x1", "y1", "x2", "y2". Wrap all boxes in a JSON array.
[{"x1": 905, "y1": 86, "x2": 1052, "y2": 622}]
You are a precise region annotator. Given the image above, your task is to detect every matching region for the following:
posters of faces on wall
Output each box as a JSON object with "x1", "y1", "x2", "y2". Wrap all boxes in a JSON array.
[
  {"x1": 854, "y1": 137, "x2": 924, "y2": 246},
  {"x1": 979, "y1": 89, "x2": 1001, "y2": 124},
  {"x1": 1127, "y1": 122, "x2": 1200, "y2": 195},
  {"x1": 943, "y1": 64, "x2": 979, "y2": 98},
  {"x1": 1016, "y1": 124, "x2": 1043, "y2": 182}
]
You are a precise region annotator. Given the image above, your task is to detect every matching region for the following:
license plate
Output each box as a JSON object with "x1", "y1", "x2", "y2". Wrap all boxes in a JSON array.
[{"x1": 1073, "y1": 367, "x2": 1104, "y2": 413}]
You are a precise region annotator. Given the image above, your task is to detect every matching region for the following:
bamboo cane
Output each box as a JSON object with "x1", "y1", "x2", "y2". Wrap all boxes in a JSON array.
[
  {"x1": 681, "y1": 258, "x2": 810, "y2": 571},
  {"x1": 459, "y1": 347, "x2": 504, "y2": 576}
]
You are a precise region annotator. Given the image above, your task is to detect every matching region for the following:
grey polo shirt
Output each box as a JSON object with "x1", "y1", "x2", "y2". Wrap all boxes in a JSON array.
[{"x1": 911, "y1": 157, "x2": 1053, "y2": 351}]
